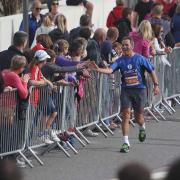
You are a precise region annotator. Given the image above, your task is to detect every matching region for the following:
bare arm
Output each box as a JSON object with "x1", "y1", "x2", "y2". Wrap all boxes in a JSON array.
[
  {"x1": 96, "y1": 67, "x2": 113, "y2": 74},
  {"x1": 149, "y1": 70, "x2": 160, "y2": 95}
]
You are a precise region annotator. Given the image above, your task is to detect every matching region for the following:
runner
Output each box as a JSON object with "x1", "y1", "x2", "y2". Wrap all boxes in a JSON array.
[{"x1": 95, "y1": 36, "x2": 160, "y2": 153}]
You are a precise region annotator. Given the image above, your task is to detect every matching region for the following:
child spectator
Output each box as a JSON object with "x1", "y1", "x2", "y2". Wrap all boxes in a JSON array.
[
  {"x1": 33, "y1": 34, "x2": 53, "y2": 50},
  {"x1": 113, "y1": 42, "x2": 122, "y2": 58},
  {"x1": 29, "y1": 50, "x2": 59, "y2": 144}
]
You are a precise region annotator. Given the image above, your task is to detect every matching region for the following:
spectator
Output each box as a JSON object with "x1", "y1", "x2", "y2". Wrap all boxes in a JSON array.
[
  {"x1": 19, "y1": 0, "x2": 43, "y2": 47},
  {"x1": 47, "y1": 0, "x2": 60, "y2": 21},
  {"x1": 49, "y1": 14, "x2": 69, "y2": 43},
  {"x1": 133, "y1": 0, "x2": 154, "y2": 26},
  {"x1": 156, "y1": 0, "x2": 176, "y2": 15},
  {"x1": 55, "y1": 39, "x2": 80, "y2": 67},
  {"x1": 101, "y1": 27, "x2": 119, "y2": 64},
  {"x1": 41, "y1": 49, "x2": 83, "y2": 82},
  {"x1": 2, "y1": 56, "x2": 29, "y2": 99},
  {"x1": 152, "y1": 23, "x2": 172, "y2": 54},
  {"x1": 130, "y1": 20, "x2": 153, "y2": 58},
  {"x1": 23, "y1": 48, "x2": 36, "y2": 64},
  {"x1": 117, "y1": 162, "x2": 151, "y2": 180},
  {"x1": 29, "y1": 50, "x2": 59, "y2": 144},
  {"x1": 115, "y1": 7, "x2": 133, "y2": 43},
  {"x1": 66, "y1": 0, "x2": 94, "y2": 19},
  {"x1": 106, "y1": 0, "x2": 125, "y2": 28},
  {"x1": 68, "y1": 14, "x2": 92, "y2": 44},
  {"x1": 149, "y1": 3, "x2": 175, "y2": 48},
  {"x1": 33, "y1": 34, "x2": 53, "y2": 50},
  {"x1": 31, "y1": 13, "x2": 55, "y2": 47},
  {"x1": 0, "y1": 159, "x2": 23, "y2": 180},
  {"x1": 172, "y1": 4, "x2": 180, "y2": 44},
  {"x1": 113, "y1": 42, "x2": 123, "y2": 57},
  {"x1": 0, "y1": 31, "x2": 28, "y2": 71},
  {"x1": 68, "y1": 15, "x2": 91, "y2": 44},
  {"x1": 166, "y1": 158, "x2": 180, "y2": 180},
  {"x1": 86, "y1": 28, "x2": 107, "y2": 65},
  {"x1": 168, "y1": 0, "x2": 180, "y2": 18},
  {"x1": 79, "y1": 27, "x2": 92, "y2": 41}
]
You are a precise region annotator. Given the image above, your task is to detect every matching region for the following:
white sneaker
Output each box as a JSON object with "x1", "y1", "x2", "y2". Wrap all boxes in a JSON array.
[
  {"x1": 83, "y1": 129, "x2": 98, "y2": 137},
  {"x1": 50, "y1": 130, "x2": 60, "y2": 142},
  {"x1": 41, "y1": 135, "x2": 54, "y2": 145}
]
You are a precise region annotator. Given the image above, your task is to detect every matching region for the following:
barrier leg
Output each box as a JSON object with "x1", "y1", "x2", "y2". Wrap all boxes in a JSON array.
[
  {"x1": 116, "y1": 115, "x2": 122, "y2": 123},
  {"x1": 154, "y1": 106, "x2": 166, "y2": 120},
  {"x1": 95, "y1": 124, "x2": 108, "y2": 138},
  {"x1": 28, "y1": 147, "x2": 44, "y2": 165},
  {"x1": 100, "y1": 120, "x2": 114, "y2": 135},
  {"x1": 66, "y1": 141, "x2": 78, "y2": 154},
  {"x1": 56, "y1": 142, "x2": 71, "y2": 158},
  {"x1": 161, "y1": 102, "x2": 173, "y2": 115},
  {"x1": 146, "y1": 108, "x2": 159, "y2": 122},
  {"x1": 163, "y1": 99, "x2": 176, "y2": 113},
  {"x1": 75, "y1": 128, "x2": 91, "y2": 144},
  {"x1": 174, "y1": 97, "x2": 180, "y2": 105},
  {"x1": 18, "y1": 151, "x2": 34, "y2": 168},
  {"x1": 69, "y1": 132, "x2": 86, "y2": 147}
]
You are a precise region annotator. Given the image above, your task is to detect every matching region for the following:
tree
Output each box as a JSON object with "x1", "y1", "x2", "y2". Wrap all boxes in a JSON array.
[{"x1": 0, "y1": 0, "x2": 22, "y2": 16}]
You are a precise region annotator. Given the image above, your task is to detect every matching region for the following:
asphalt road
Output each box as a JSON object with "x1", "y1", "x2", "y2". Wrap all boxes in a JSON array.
[{"x1": 23, "y1": 107, "x2": 180, "y2": 180}]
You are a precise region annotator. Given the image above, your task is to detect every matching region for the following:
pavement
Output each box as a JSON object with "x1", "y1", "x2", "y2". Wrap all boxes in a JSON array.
[{"x1": 23, "y1": 107, "x2": 180, "y2": 180}]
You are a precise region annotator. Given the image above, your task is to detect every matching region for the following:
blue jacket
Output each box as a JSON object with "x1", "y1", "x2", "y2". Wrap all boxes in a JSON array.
[
  {"x1": 172, "y1": 14, "x2": 180, "y2": 43},
  {"x1": 20, "y1": 13, "x2": 43, "y2": 47}
]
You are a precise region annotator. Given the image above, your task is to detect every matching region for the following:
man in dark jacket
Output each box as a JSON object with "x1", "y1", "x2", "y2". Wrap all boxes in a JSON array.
[
  {"x1": 0, "y1": 31, "x2": 28, "y2": 71},
  {"x1": 86, "y1": 28, "x2": 106, "y2": 65}
]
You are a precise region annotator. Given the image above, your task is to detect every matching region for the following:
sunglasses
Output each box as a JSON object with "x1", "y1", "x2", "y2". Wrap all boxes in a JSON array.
[
  {"x1": 35, "y1": 7, "x2": 42, "y2": 11},
  {"x1": 52, "y1": 2, "x2": 59, "y2": 6}
]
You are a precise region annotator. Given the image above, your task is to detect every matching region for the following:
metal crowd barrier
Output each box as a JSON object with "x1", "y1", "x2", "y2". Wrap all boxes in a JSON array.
[
  {"x1": 0, "y1": 89, "x2": 33, "y2": 167},
  {"x1": 0, "y1": 48, "x2": 180, "y2": 168}
]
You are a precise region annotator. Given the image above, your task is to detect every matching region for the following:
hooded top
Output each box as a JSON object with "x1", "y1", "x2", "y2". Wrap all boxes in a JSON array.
[
  {"x1": 106, "y1": 5, "x2": 124, "y2": 28},
  {"x1": 129, "y1": 31, "x2": 151, "y2": 58}
]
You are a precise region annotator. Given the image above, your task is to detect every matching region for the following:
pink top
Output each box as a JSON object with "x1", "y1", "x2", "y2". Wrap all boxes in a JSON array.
[
  {"x1": 129, "y1": 31, "x2": 151, "y2": 58},
  {"x1": 2, "y1": 70, "x2": 28, "y2": 99}
]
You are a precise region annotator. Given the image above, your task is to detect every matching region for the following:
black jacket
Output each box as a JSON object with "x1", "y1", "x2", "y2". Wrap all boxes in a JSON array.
[
  {"x1": 115, "y1": 18, "x2": 132, "y2": 43},
  {"x1": 49, "y1": 29, "x2": 69, "y2": 43},
  {"x1": 0, "y1": 46, "x2": 24, "y2": 71}
]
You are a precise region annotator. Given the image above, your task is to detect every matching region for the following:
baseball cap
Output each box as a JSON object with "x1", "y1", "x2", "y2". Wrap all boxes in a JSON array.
[
  {"x1": 32, "y1": 43, "x2": 47, "y2": 51},
  {"x1": 34, "y1": 50, "x2": 50, "y2": 61}
]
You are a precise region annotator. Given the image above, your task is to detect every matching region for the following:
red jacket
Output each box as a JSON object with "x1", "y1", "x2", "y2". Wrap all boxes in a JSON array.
[
  {"x1": 157, "y1": 0, "x2": 176, "y2": 15},
  {"x1": 106, "y1": 5, "x2": 124, "y2": 28}
]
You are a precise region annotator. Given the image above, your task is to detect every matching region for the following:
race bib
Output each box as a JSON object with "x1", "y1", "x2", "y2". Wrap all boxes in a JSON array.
[{"x1": 124, "y1": 70, "x2": 140, "y2": 86}]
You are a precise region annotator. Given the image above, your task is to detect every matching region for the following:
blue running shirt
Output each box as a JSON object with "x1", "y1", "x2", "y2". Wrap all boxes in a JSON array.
[{"x1": 110, "y1": 54, "x2": 154, "y2": 88}]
